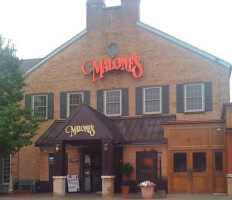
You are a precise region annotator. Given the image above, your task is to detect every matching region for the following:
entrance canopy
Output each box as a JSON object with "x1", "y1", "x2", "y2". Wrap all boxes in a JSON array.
[
  {"x1": 54, "y1": 103, "x2": 125, "y2": 143},
  {"x1": 35, "y1": 103, "x2": 176, "y2": 147}
]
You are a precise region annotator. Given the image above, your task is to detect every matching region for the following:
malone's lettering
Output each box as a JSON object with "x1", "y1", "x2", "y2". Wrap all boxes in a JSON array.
[
  {"x1": 82, "y1": 53, "x2": 144, "y2": 82},
  {"x1": 65, "y1": 124, "x2": 95, "y2": 137}
]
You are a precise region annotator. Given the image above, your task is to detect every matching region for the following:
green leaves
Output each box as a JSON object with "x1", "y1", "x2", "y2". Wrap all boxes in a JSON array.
[{"x1": 0, "y1": 38, "x2": 42, "y2": 157}]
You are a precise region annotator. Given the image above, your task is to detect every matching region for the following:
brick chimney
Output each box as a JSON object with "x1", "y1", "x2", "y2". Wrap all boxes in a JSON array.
[
  {"x1": 86, "y1": 0, "x2": 105, "y2": 30},
  {"x1": 86, "y1": 0, "x2": 140, "y2": 31},
  {"x1": 121, "y1": 0, "x2": 140, "y2": 23}
]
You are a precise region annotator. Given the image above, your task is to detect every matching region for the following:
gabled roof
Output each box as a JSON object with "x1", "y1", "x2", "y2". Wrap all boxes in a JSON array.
[
  {"x1": 114, "y1": 114, "x2": 176, "y2": 145},
  {"x1": 54, "y1": 103, "x2": 125, "y2": 143},
  {"x1": 137, "y1": 21, "x2": 231, "y2": 70},
  {"x1": 20, "y1": 58, "x2": 42, "y2": 72},
  {"x1": 35, "y1": 120, "x2": 64, "y2": 147},
  {"x1": 23, "y1": 21, "x2": 231, "y2": 75},
  {"x1": 35, "y1": 104, "x2": 176, "y2": 147}
]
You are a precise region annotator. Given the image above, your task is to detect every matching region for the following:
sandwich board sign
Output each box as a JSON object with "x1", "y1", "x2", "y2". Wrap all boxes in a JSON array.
[{"x1": 67, "y1": 175, "x2": 80, "y2": 192}]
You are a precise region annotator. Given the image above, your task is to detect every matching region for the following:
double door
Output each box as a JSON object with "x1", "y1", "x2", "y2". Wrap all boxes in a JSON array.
[
  {"x1": 169, "y1": 150, "x2": 226, "y2": 193},
  {"x1": 82, "y1": 151, "x2": 102, "y2": 192}
]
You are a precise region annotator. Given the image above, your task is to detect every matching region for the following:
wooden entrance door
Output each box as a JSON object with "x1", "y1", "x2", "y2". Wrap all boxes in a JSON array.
[
  {"x1": 169, "y1": 150, "x2": 210, "y2": 193},
  {"x1": 136, "y1": 151, "x2": 158, "y2": 188},
  {"x1": 213, "y1": 150, "x2": 227, "y2": 193}
]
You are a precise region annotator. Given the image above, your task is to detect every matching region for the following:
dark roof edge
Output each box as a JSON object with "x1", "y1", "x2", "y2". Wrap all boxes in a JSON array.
[
  {"x1": 162, "y1": 119, "x2": 225, "y2": 126},
  {"x1": 117, "y1": 139, "x2": 168, "y2": 147},
  {"x1": 36, "y1": 141, "x2": 168, "y2": 148},
  {"x1": 112, "y1": 114, "x2": 176, "y2": 120},
  {"x1": 137, "y1": 21, "x2": 232, "y2": 70},
  {"x1": 25, "y1": 29, "x2": 87, "y2": 75}
]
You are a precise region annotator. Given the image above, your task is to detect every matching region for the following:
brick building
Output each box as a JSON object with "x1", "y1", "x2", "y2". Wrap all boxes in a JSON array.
[{"x1": 1, "y1": 0, "x2": 232, "y2": 197}]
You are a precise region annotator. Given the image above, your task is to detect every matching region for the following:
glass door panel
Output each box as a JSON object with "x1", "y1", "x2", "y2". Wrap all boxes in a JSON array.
[
  {"x1": 171, "y1": 150, "x2": 210, "y2": 193},
  {"x1": 193, "y1": 152, "x2": 206, "y2": 173},
  {"x1": 84, "y1": 154, "x2": 91, "y2": 192},
  {"x1": 213, "y1": 150, "x2": 226, "y2": 193},
  {"x1": 174, "y1": 153, "x2": 187, "y2": 173}
]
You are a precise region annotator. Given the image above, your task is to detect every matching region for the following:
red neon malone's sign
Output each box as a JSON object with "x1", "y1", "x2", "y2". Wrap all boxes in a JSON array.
[{"x1": 81, "y1": 53, "x2": 144, "y2": 83}]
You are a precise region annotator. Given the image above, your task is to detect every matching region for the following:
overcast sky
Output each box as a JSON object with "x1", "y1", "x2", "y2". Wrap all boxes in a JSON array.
[{"x1": 0, "y1": 0, "x2": 231, "y2": 66}]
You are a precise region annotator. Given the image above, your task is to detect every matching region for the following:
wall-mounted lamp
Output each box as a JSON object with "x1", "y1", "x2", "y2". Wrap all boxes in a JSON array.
[
  {"x1": 104, "y1": 143, "x2": 109, "y2": 151},
  {"x1": 44, "y1": 149, "x2": 48, "y2": 154},
  {"x1": 157, "y1": 150, "x2": 162, "y2": 159},
  {"x1": 55, "y1": 144, "x2": 61, "y2": 152},
  {"x1": 217, "y1": 128, "x2": 222, "y2": 133}
]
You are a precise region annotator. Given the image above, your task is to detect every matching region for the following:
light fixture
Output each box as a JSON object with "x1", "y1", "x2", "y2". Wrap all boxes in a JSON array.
[
  {"x1": 157, "y1": 150, "x2": 162, "y2": 159},
  {"x1": 104, "y1": 143, "x2": 109, "y2": 151},
  {"x1": 217, "y1": 128, "x2": 221, "y2": 132},
  {"x1": 55, "y1": 144, "x2": 61, "y2": 152}
]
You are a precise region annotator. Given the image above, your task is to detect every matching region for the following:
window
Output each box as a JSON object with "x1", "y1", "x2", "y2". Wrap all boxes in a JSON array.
[
  {"x1": 193, "y1": 152, "x2": 206, "y2": 173},
  {"x1": 32, "y1": 95, "x2": 48, "y2": 118},
  {"x1": 184, "y1": 83, "x2": 204, "y2": 112},
  {"x1": 143, "y1": 87, "x2": 162, "y2": 114},
  {"x1": 141, "y1": 156, "x2": 154, "y2": 170},
  {"x1": 174, "y1": 153, "x2": 187, "y2": 173},
  {"x1": 104, "y1": 90, "x2": 121, "y2": 116},
  {"x1": 67, "y1": 92, "x2": 83, "y2": 117},
  {"x1": 2, "y1": 156, "x2": 10, "y2": 184},
  {"x1": 215, "y1": 152, "x2": 223, "y2": 173}
]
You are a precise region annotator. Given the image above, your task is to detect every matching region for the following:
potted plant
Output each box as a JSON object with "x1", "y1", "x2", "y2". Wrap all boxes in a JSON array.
[
  {"x1": 121, "y1": 162, "x2": 134, "y2": 195},
  {"x1": 138, "y1": 180, "x2": 156, "y2": 199}
]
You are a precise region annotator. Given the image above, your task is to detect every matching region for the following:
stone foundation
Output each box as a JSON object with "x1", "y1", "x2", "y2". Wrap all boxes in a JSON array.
[
  {"x1": 101, "y1": 176, "x2": 115, "y2": 198},
  {"x1": 227, "y1": 175, "x2": 232, "y2": 196},
  {"x1": 53, "y1": 176, "x2": 66, "y2": 197}
]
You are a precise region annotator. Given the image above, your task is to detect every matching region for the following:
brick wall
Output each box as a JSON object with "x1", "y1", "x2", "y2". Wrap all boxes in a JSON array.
[
  {"x1": 15, "y1": 0, "x2": 230, "y2": 183},
  {"x1": 123, "y1": 146, "x2": 168, "y2": 181},
  {"x1": 39, "y1": 148, "x2": 80, "y2": 182}
]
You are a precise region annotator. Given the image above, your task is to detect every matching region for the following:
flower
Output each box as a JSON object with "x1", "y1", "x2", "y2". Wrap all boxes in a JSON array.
[{"x1": 139, "y1": 180, "x2": 156, "y2": 187}]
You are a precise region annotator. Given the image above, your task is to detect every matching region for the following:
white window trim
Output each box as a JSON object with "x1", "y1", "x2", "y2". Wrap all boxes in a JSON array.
[
  {"x1": 104, "y1": 89, "x2": 122, "y2": 116},
  {"x1": 2, "y1": 155, "x2": 11, "y2": 185},
  {"x1": 67, "y1": 92, "x2": 84, "y2": 117},
  {"x1": 143, "y1": 86, "x2": 162, "y2": 114},
  {"x1": 32, "y1": 94, "x2": 48, "y2": 119},
  {"x1": 184, "y1": 83, "x2": 205, "y2": 112}
]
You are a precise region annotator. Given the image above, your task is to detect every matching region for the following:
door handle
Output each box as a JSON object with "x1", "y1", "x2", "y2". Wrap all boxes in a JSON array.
[{"x1": 187, "y1": 169, "x2": 193, "y2": 181}]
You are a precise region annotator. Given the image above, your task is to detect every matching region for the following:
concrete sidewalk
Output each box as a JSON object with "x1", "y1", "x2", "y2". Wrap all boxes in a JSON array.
[{"x1": 0, "y1": 192, "x2": 231, "y2": 200}]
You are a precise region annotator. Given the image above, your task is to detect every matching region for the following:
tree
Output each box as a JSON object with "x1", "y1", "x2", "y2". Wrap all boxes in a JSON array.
[{"x1": 0, "y1": 37, "x2": 42, "y2": 157}]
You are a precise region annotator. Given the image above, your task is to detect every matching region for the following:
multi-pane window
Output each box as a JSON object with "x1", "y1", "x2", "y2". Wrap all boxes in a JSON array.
[
  {"x1": 104, "y1": 90, "x2": 121, "y2": 116},
  {"x1": 143, "y1": 87, "x2": 162, "y2": 114},
  {"x1": 184, "y1": 84, "x2": 204, "y2": 112},
  {"x1": 67, "y1": 92, "x2": 83, "y2": 117},
  {"x1": 2, "y1": 156, "x2": 10, "y2": 184},
  {"x1": 174, "y1": 153, "x2": 187, "y2": 173},
  {"x1": 32, "y1": 95, "x2": 47, "y2": 118}
]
